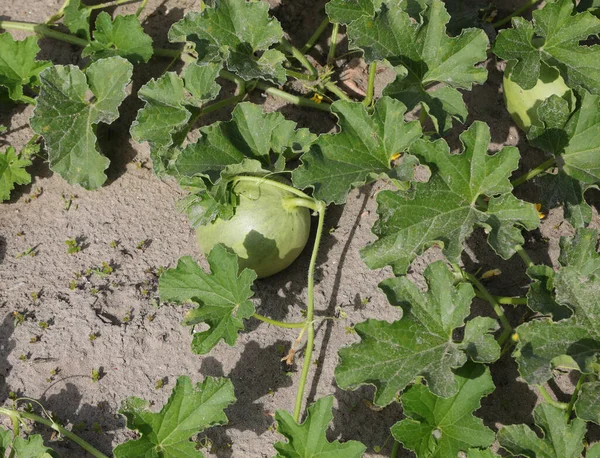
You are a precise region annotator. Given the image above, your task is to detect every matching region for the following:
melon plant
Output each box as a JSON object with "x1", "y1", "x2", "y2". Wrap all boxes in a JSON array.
[{"x1": 1, "y1": 0, "x2": 600, "y2": 457}]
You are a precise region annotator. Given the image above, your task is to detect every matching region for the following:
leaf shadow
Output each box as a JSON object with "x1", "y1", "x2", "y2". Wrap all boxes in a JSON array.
[
  {"x1": 246, "y1": 200, "x2": 345, "y2": 332},
  {"x1": 329, "y1": 384, "x2": 407, "y2": 457},
  {"x1": 197, "y1": 340, "x2": 294, "y2": 456},
  {"x1": 0, "y1": 313, "x2": 16, "y2": 404},
  {"x1": 0, "y1": 235, "x2": 6, "y2": 265},
  {"x1": 478, "y1": 352, "x2": 538, "y2": 432},
  {"x1": 35, "y1": 378, "x2": 121, "y2": 456}
]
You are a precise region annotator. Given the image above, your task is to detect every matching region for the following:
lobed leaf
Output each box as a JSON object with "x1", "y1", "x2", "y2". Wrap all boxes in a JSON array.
[
  {"x1": 130, "y1": 62, "x2": 223, "y2": 174},
  {"x1": 169, "y1": 0, "x2": 286, "y2": 84},
  {"x1": 293, "y1": 97, "x2": 421, "y2": 205},
  {"x1": 514, "y1": 228, "x2": 600, "y2": 384},
  {"x1": 391, "y1": 363, "x2": 495, "y2": 458},
  {"x1": 0, "y1": 147, "x2": 32, "y2": 201},
  {"x1": 30, "y1": 56, "x2": 133, "y2": 190},
  {"x1": 0, "y1": 33, "x2": 51, "y2": 103},
  {"x1": 174, "y1": 102, "x2": 315, "y2": 183},
  {"x1": 63, "y1": 0, "x2": 91, "y2": 40},
  {"x1": 498, "y1": 403, "x2": 586, "y2": 458},
  {"x1": 347, "y1": 0, "x2": 488, "y2": 132},
  {"x1": 114, "y1": 376, "x2": 235, "y2": 458},
  {"x1": 273, "y1": 396, "x2": 366, "y2": 457},
  {"x1": 159, "y1": 245, "x2": 257, "y2": 355},
  {"x1": 336, "y1": 261, "x2": 500, "y2": 406},
  {"x1": 361, "y1": 121, "x2": 539, "y2": 275},
  {"x1": 494, "y1": 0, "x2": 600, "y2": 93},
  {"x1": 83, "y1": 12, "x2": 153, "y2": 64}
]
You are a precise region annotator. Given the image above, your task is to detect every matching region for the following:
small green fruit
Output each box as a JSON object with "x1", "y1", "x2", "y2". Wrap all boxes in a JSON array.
[
  {"x1": 503, "y1": 63, "x2": 575, "y2": 132},
  {"x1": 196, "y1": 179, "x2": 311, "y2": 279}
]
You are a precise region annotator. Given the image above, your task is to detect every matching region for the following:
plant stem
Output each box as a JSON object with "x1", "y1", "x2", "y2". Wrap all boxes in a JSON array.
[
  {"x1": 362, "y1": 62, "x2": 377, "y2": 107},
  {"x1": 136, "y1": 0, "x2": 149, "y2": 16},
  {"x1": 280, "y1": 40, "x2": 318, "y2": 80},
  {"x1": 327, "y1": 23, "x2": 339, "y2": 66},
  {"x1": 390, "y1": 441, "x2": 400, "y2": 458},
  {"x1": 492, "y1": 0, "x2": 542, "y2": 28},
  {"x1": 293, "y1": 201, "x2": 327, "y2": 422},
  {"x1": 232, "y1": 175, "x2": 315, "y2": 201},
  {"x1": 254, "y1": 81, "x2": 331, "y2": 112},
  {"x1": 514, "y1": 244, "x2": 534, "y2": 268},
  {"x1": 87, "y1": 0, "x2": 138, "y2": 10},
  {"x1": 565, "y1": 373, "x2": 586, "y2": 421},
  {"x1": 0, "y1": 21, "x2": 88, "y2": 47},
  {"x1": 324, "y1": 81, "x2": 351, "y2": 101},
  {"x1": 46, "y1": 0, "x2": 70, "y2": 25},
  {"x1": 473, "y1": 291, "x2": 528, "y2": 305},
  {"x1": 511, "y1": 157, "x2": 557, "y2": 187},
  {"x1": 0, "y1": 408, "x2": 109, "y2": 458},
  {"x1": 461, "y1": 269, "x2": 513, "y2": 344},
  {"x1": 536, "y1": 385, "x2": 568, "y2": 410},
  {"x1": 301, "y1": 17, "x2": 330, "y2": 54},
  {"x1": 252, "y1": 313, "x2": 306, "y2": 329}
]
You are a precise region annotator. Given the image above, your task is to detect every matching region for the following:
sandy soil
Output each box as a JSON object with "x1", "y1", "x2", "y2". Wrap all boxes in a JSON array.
[{"x1": 1, "y1": 0, "x2": 599, "y2": 457}]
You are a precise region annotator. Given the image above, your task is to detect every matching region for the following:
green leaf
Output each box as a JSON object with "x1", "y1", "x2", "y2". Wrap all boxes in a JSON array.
[
  {"x1": 159, "y1": 245, "x2": 257, "y2": 355},
  {"x1": 174, "y1": 102, "x2": 314, "y2": 182},
  {"x1": 0, "y1": 147, "x2": 32, "y2": 201},
  {"x1": 12, "y1": 434, "x2": 55, "y2": 458},
  {"x1": 83, "y1": 12, "x2": 153, "y2": 64},
  {"x1": 494, "y1": 0, "x2": 600, "y2": 93},
  {"x1": 391, "y1": 363, "x2": 495, "y2": 458},
  {"x1": 525, "y1": 265, "x2": 570, "y2": 320},
  {"x1": 347, "y1": 0, "x2": 488, "y2": 132},
  {"x1": 498, "y1": 403, "x2": 586, "y2": 458},
  {"x1": 114, "y1": 376, "x2": 236, "y2": 458},
  {"x1": 63, "y1": 0, "x2": 91, "y2": 40},
  {"x1": 514, "y1": 228, "x2": 600, "y2": 384},
  {"x1": 325, "y1": 0, "x2": 383, "y2": 24},
  {"x1": 528, "y1": 91, "x2": 600, "y2": 227},
  {"x1": 361, "y1": 121, "x2": 540, "y2": 275},
  {"x1": 130, "y1": 62, "x2": 222, "y2": 173},
  {"x1": 169, "y1": 0, "x2": 286, "y2": 84},
  {"x1": 575, "y1": 381, "x2": 600, "y2": 424},
  {"x1": 0, "y1": 33, "x2": 51, "y2": 102},
  {"x1": 0, "y1": 427, "x2": 11, "y2": 455},
  {"x1": 30, "y1": 56, "x2": 133, "y2": 190},
  {"x1": 588, "y1": 443, "x2": 600, "y2": 458},
  {"x1": 336, "y1": 261, "x2": 501, "y2": 406},
  {"x1": 273, "y1": 396, "x2": 366, "y2": 457},
  {"x1": 292, "y1": 97, "x2": 421, "y2": 204}
]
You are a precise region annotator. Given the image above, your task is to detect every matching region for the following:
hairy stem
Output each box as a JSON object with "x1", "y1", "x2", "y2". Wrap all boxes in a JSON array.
[
  {"x1": 566, "y1": 373, "x2": 587, "y2": 421},
  {"x1": 327, "y1": 22, "x2": 339, "y2": 66},
  {"x1": 254, "y1": 81, "x2": 331, "y2": 112},
  {"x1": 302, "y1": 17, "x2": 330, "y2": 54},
  {"x1": 324, "y1": 81, "x2": 351, "y2": 101},
  {"x1": 293, "y1": 201, "x2": 327, "y2": 422},
  {"x1": 136, "y1": 0, "x2": 149, "y2": 16},
  {"x1": 461, "y1": 269, "x2": 513, "y2": 344},
  {"x1": 231, "y1": 176, "x2": 315, "y2": 201},
  {"x1": 537, "y1": 385, "x2": 568, "y2": 410},
  {"x1": 492, "y1": 0, "x2": 542, "y2": 28},
  {"x1": 0, "y1": 408, "x2": 109, "y2": 458},
  {"x1": 474, "y1": 291, "x2": 528, "y2": 305},
  {"x1": 362, "y1": 62, "x2": 377, "y2": 107},
  {"x1": 514, "y1": 244, "x2": 534, "y2": 268},
  {"x1": 46, "y1": 0, "x2": 70, "y2": 24},
  {"x1": 280, "y1": 40, "x2": 318, "y2": 80},
  {"x1": 252, "y1": 313, "x2": 307, "y2": 329},
  {"x1": 511, "y1": 157, "x2": 557, "y2": 188}
]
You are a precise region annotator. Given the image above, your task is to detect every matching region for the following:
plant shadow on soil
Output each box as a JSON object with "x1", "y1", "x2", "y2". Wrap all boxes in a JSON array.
[
  {"x1": 196, "y1": 342, "x2": 294, "y2": 457},
  {"x1": 0, "y1": 314, "x2": 16, "y2": 404}
]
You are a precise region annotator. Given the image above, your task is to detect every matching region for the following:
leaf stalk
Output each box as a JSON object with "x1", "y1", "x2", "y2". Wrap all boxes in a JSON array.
[
  {"x1": 252, "y1": 313, "x2": 306, "y2": 329},
  {"x1": 293, "y1": 200, "x2": 326, "y2": 422}
]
